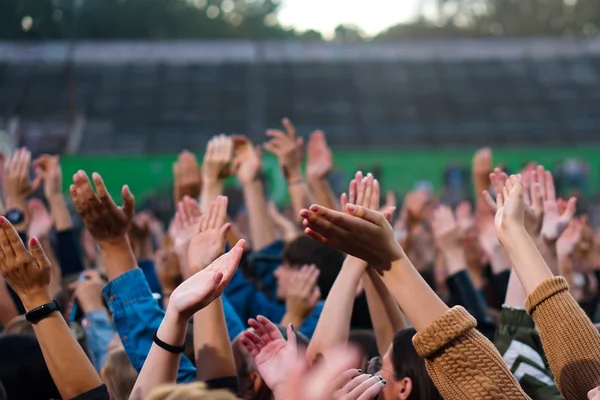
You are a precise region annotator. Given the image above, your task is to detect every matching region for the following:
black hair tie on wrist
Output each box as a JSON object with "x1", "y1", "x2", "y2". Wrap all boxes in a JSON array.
[{"x1": 153, "y1": 331, "x2": 186, "y2": 354}]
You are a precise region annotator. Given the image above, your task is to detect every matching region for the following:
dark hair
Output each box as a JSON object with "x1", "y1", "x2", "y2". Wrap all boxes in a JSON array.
[
  {"x1": 0, "y1": 335, "x2": 60, "y2": 399},
  {"x1": 283, "y1": 235, "x2": 346, "y2": 298},
  {"x1": 349, "y1": 330, "x2": 379, "y2": 365},
  {"x1": 391, "y1": 328, "x2": 442, "y2": 400}
]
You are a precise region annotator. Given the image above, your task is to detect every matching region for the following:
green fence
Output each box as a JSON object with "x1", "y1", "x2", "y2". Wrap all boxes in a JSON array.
[{"x1": 61, "y1": 146, "x2": 600, "y2": 204}]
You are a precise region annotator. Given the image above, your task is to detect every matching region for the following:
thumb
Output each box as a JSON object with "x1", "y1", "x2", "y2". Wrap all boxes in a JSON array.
[
  {"x1": 30, "y1": 174, "x2": 43, "y2": 192},
  {"x1": 346, "y1": 203, "x2": 381, "y2": 224},
  {"x1": 121, "y1": 185, "x2": 135, "y2": 219},
  {"x1": 29, "y1": 237, "x2": 51, "y2": 269},
  {"x1": 382, "y1": 207, "x2": 396, "y2": 223},
  {"x1": 560, "y1": 197, "x2": 577, "y2": 223},
  {"x1": 218, "y1": 222, "x2": 232, "y2": 238}
]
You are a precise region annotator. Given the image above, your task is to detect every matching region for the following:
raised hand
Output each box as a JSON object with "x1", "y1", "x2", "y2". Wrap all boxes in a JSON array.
[
  {"x1": 70, "y1": 271, "x2": 106, "y2": 314},
  {"x1": 333, "y1": 369, "x2": 386, "y2": 400},
  {"x1": 0, "y1": 217, "x2": 51, "y2": 309},
  {"x1": 483, "y1": 167, "x2": 543, "y2": 237},
  {"x1": 3, "y1": 148, "x2": 42, "y2": 208},
  {"x1": 284, "y1": 265, "x2": 321, "y2": 322},
  {"x1": 187, "y1": 195, "x2": 231, "y2": 275},
  {"x1": 557, "y1": 217, "x2": 584, "y2": 258},
  {"x1": 264, "y1": 118, "x2": 304, "y2": 179},
  {"x1": 70, "y1": 170, "x2": 135, "y2": 247},
  {"x1": 431, "y1": 205, "x2": 461, "y2": 254},
  {"x1": 168, "y1": 239, "x2": 245, "y2": 321},
  {"x1": 27, "y1": 199, "x2": 53, "y2": 240},
  {"x1": 170, "y1": 196, "x2": 202, "y2": 257},
  {"x1": 492, "y1": 174, "x2": 526, "y2": 244},
  {"x1": 173, "y1": 150, "x2": 201, "y2": 202},
  {"x1": 234, "y1": 135, "x2": 262, "y2": 186},
  {"x1": 202, "y1": 135, "x2": 235, "y2": 184},
  {"x1": 306, "y1": 130, "x2": 332, "y2": 181},
  {"x1": 455, "y1": 201, "x2": 474, "y2": 235},
  {"x1": 240, "y1": 316, "x2": 298, "y2": 397},
  {"x1": 300, "y1": 202, "x2": 403, "y2": 270},
  {"x1": 33, "y1": 154, "x2": 62, "y2": 200},
  {"x1": 536, "y1": 166, "x2": 577, "y2": 242}
]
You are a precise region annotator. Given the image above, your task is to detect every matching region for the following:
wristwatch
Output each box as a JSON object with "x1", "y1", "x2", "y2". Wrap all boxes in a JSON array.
[
  {"x1": 5, "y1": 208, "x2": 25, "y2": 225},
  {"x1": 25, "y1": 300, "x2": 60, "y2": 324}
]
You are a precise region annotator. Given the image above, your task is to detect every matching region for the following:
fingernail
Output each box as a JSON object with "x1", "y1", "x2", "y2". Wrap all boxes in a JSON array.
[
  {"x1": 0, "y1": 218, "x2": 4, "y2": 225},
  {"x1": 347, "y1": 204, "x2": 356, "y2": 212},
  {"x1": 368, "y1": 374, "x2": 373, "y2": 377},
  {"x1": 356, "y1": 369, "x2": 362, "y2": 373},
  {"x1": 382, "y1": 380, "x2": 387, "y2": 385},
  {"x1": 30, "y1": 237, "x2": 38, "y2": 246},
  {"x1": 291, "y1": 324, "x2": 295, "y2": 332},
  {"x1": 377, "y1": 375, "x2": 384, "y2": 381}
]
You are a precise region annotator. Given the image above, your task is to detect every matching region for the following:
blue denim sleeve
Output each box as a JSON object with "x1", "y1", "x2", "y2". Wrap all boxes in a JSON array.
[
  {"x1": 224, "y1": 269, "x2": 287, "y2": 329},
  {"x1": 82, "y1": 310, "x2": 116, "y2": 371},
  {"x1": 247, "y1": 240, "x2": 285, "y2": 299},
  {"x1": 102, "y1": 269, "x2": 196, "y2": 383},
  {"x1": 138, "y1": 260, "x2": 164, "y2": 309}
]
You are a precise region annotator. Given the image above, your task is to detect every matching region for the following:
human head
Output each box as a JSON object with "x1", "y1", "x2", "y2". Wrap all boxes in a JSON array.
[
  {"x1": 0, "y1": 335, "x2": 60, "y2": 399},
  {"x1": 348, "y1": 330, "x2": 380, "y2": 371},
  {"x1": 2, "y1": 315, "x2": 34, "y2": 336},
  {"x1": 101, "y1": 349, "x2": 138, "y2": 400},
  {"x1": 146, "y1": 382, "x2": 238, "y2": 400},
  {"x1": 232, "y1": 325, "x2": 309, "y2": 400},
  {"x1": 369, "y1": 328, "x2": 441, "y2": 400},
  {"x1": 277, "y1": 235, "x2": 345, "y2": 300}
]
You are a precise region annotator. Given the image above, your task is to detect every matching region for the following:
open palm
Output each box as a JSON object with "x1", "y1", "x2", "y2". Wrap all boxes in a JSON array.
[{"x1": 240, "y1": 316, "x2": 298, "y2": 393}]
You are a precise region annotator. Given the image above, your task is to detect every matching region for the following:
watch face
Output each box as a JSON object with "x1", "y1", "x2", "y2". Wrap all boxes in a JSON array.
[{"x1": 5, "y1": 209, "x2": 25, "y2": 224}]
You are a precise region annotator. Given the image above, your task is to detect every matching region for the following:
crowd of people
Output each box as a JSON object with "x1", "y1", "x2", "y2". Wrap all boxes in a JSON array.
[{"x1": 0, "y1": 117, "x2": 599, "y2": 400}]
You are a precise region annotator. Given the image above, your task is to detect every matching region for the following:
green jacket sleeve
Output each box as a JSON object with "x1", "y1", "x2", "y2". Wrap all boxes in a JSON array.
[{"x1": 494, "y1": 307, "x2": 563, "y2": 400}]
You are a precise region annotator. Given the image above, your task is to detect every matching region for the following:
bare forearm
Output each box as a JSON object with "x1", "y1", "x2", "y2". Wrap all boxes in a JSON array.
[
  {"x1": 243, "y1": 181, "x2": 277, "y2": 250},
  {"x1": 287, "y1": 169, "x2": 315, "y2": 223},
  {"x1": 307, "y1": 257, "x2": 365, "y2": 362},
  {"x1": 503, "y1": 269, "x2": 528, "y2": 308},
  {"x1": 380, "y1": 255, "x2": 449, "y2": 332},
  {"x1": 48, "y1": 195, "x2": 73, "y2": 231},
  {"x1": 100, "y1": 238, "x2": 138, "y2": 281},
  {"x1": 0, "y1": 277, "x2": 18, "y2": 326},
  {"x1": 363, "y1": 268, "x2": 406, "y2": 355},
  {"x1": 537, "y1": 238, "x2": 559, "y2": 276},
  {"x1": 441, "y1": 247, "x2": 467, "y2": 276},
  {"x1": 133, "y1": 310, "x2": 187, "y2": 398},
  {"x1": 308, "y1": 177, "x2": 338, "y2": 211},
  {"x1": 558, "y1": 255, "x2": 575, "y2": 293},
  {"x1": 200, "y1": 180, "x2": 224, "y2": 213},
  {"x1": 501, "y1": 228, "x2": 554, "y2": 295},
  {"x1": 193, "y1": 299, "x2": 236, "y2": 380},
  {"x1": 23, "y1": 294, "x2": 101, "y2": 399},
  {"x1": 41, "y1": 237, "x2": 62, "y2": 295},
  {"x1": 487, "y1": 245, "x2": 511, "y2": 275}
]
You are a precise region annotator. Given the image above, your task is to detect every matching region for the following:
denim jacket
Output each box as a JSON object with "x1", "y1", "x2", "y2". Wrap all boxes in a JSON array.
[
  {"x1": 82, "y1": 309, "x2": 116, "y2": 371},
  {"x1": 102, "y1": 268, "x2": 244, "y2": 383}
]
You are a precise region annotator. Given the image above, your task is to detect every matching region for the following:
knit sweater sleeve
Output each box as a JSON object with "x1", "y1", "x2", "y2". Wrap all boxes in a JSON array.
[
  {"x1": 525, "y1": 276, "x2": 600, "y2": 400},
  {"x1": 413, "y1": 306, "x2": 530, "y2": 400}
]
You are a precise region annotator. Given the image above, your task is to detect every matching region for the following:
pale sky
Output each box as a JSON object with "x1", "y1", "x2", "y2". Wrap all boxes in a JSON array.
[{"x1": 277, "y1": 0, "x2": 421, "y2": 38}]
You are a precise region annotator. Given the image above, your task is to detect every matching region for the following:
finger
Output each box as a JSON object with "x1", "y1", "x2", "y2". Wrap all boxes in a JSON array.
[
  {"x1": 333, "y1": 369, "x2": 363, "y2": 392},
  {"x1": 30, "y1": 173, "x2": 43, "y2": 193},
  {"x1": 282, "y1": 117, "x2": 296, "y2": 140},
  {"x1": 382, "y1": 207, "x2": 396, "y2": 223},
  {"x1": 243, "y1": 329, "x2": 266, "y2": 350},
  {"x1": 90, "y1": 172, "x2": 116, "y2": 208},
  {"x1": 362, "y1": 174, "x2": 373, "y2": 208},
  {"x1": 531, "y1": 182, "x2": 543, "y2": 213},
  {"x1": 338, "y1": 374, "x2": 371, "y2": 395},
  {"x1": 355, "y1": 378, "x2": 386, "y2": 400},
  {"x1": 349, "y1": 175, "x2": 358, "y2": 205},
  {"x1": 347, "y1": 376, "x2": 385, "y2": 400},
  {"x1": 199, "y1": 214, "x2": 209, "y2": 233},
  {"x1": 0, "y1": 217, "x2": 16, "y2": 259},
  {"x1": 256, "y1": 315, "x2": 284, "y2": 341},
  {"x1": 302, "y1": 209, "x2": 348, "y2": 239},
  {"x1": 262, "y1": 141, "x2": 281, "y2": 156},
  {"x1": 286, "y1": 323, "x2": 297, "y2": 354},
  {"x1": 346, "y1": 203, "x2": 385, "y2": 225},
  {"x1": 370, "y1": 179, "x2": 380, "y2": 210},
  {"x1": 248, "y1": 319, "x2": 274, "y2": 343},
  {"x1": 265, "y1": 129, "x2": 288, "y2": 142},
  {"x1": 356, "y1": 176, "x2": 366, "y2": 206},
  {"x1": 304, "y1": 228, "x2": 330, "y2": 245},
  {"x1": 340, "y1": 193, "x2": 348, "y2": 211},
  {"x1": 560, "y1": 197, "x2": 577, "y2": 223},
  {"x1": 218, "y1": 222, "x2": 232, "y2": 238},
  {"x1": 215, "y1": 196, "x2": 228, "y2": 228},
  {"x1": 537, "y1": 165, "x2": 547, "y2": 200},
  {"x1": 29, "y1": 237, "x2": 51, "y2": 270},
  {"x1": 121, "y1": 185, "x2": 135, "y2": 221},
  {"x1": 177, "y1": 202, "x2": 189, "y2": 227},
  {"x1": 544, "y1": 171, "x2": 556, "y2": 202},
  {"x1": 240, "y1": 336, "x2": 260, "y2": 358}
]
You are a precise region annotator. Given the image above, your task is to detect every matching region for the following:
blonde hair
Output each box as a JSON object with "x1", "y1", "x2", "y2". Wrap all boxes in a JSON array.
[
  {"x1": 146, "y1": 382, "x2": 238, "y2": 400},
  {"x1": 100, "y1": 349, "x2": 138, "y2": 400}
]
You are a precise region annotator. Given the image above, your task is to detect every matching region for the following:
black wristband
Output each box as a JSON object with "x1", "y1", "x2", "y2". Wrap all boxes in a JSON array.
[
  {"x1": 25, "y1": 300, "x2": 60, "y2": 324},
  {"x1": 153, "y1": 331, "x2": 186, "y2": 354}
]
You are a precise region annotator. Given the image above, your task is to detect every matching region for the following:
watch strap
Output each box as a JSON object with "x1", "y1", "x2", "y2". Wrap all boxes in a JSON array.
[
  {"x1": 153, "y1": 331, "x2": 186, "y2": 353},
  {"x1": 25, "y1": 300, "x2": 60, "y2": 324}
]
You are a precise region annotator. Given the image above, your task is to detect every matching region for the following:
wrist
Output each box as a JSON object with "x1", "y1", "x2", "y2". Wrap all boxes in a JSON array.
[
  {"x1": 5, "y1": 197, "x2": 26, "y2": 211},
  {"x1": 202, "y1": 175, "x2": 223, "y2": 187},
  {"x1": 163, "y1": 306, "x2": 190, "y2": 332},
  {"x1": 285, "y1": 167, "x2": 303, "y2": 182},
  {"x1": 241, "y1": 179, "x2": 262, "y2": 191},
  {"x1": 98, "y1": 236, "x2": 130, "y2": 251},
  {"x1": 79, "y1": 298, "x2": 106, "y2": 315},
  {"x1": 21, "y1": 290, "x2": 53, "y2": 312},
  {"x1": 281, "y1": 312, "x2": 304, "y2": 328}
]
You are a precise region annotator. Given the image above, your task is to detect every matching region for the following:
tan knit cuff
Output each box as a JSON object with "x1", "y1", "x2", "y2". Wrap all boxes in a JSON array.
[
  {"x1": 412, "y1": 306, "x2": 476, "y2": 358},
  {"x1": 525, "y1": 276, "x2": 569, "y2": 314}
]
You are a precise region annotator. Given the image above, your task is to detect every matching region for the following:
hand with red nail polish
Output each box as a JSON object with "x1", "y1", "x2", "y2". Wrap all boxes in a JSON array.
[{"x1": 0, "y1": 216, "x2": 52, "y2": 310}]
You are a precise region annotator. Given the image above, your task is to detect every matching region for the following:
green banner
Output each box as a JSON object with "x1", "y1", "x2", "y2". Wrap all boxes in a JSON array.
[{"x1": 60, "y1": 146, "x2": 600, "y2": 204}]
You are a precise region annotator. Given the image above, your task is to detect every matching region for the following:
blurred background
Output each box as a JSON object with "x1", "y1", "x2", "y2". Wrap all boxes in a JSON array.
[{"x1": 1, "y1": 0, "x2": 600, "y2": 213}]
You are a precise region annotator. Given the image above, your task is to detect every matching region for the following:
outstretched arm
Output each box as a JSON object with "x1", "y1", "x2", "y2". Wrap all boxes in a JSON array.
[{"x1": 0, "y1": 218, "x2": 103, "y2": 399}]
